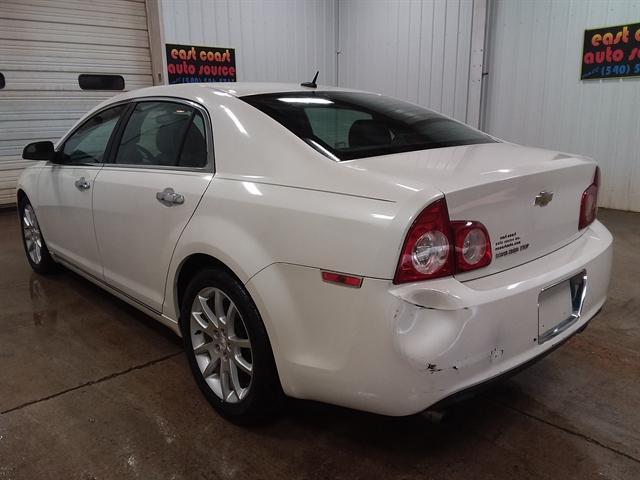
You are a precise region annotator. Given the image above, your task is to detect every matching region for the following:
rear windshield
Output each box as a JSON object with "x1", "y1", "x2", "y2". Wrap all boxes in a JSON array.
[{"x1": 241, "y1": 91, "x2": 495, "y2": 161}]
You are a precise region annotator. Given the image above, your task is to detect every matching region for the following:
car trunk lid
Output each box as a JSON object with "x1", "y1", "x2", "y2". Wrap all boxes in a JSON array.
[{"x1": 345, "y1": 143, "x2": 598, "y2": 280}]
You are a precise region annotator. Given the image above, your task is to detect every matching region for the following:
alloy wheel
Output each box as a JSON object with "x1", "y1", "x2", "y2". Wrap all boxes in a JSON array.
[
  {"x1": 190, "y1": 287, "x2": 253, "y2": 403},
  {"x1": 22, "y1": 204, "x2": 43, "y2": 265}
]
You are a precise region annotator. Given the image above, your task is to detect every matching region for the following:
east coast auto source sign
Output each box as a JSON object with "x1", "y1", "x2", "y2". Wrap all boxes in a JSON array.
[
  {"x1": 581, "y1": 22, "x2": 640, "y2": 79},
  {"x1": 166, "y1": 43, "x2": 236, "y2": 84}
]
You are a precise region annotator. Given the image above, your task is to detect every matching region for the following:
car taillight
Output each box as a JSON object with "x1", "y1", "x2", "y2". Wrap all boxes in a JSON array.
[
  {"x1": 579, "y1": 166, "x2": 600, "y2": 230},
  {"x1": 393, "y1": 198, "x2": 454, "y2": 284},
  {"x1": 393, "y1": 198, "x2": 492, "y2": 284},
  {"x1": 451, "y1": 221, "x2": 492, "y2": 272}
]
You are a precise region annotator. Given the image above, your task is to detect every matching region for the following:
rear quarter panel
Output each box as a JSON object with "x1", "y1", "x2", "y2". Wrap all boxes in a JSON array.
[{"x1": 162, "y1": 178, "x2": 429, "y2": 320}]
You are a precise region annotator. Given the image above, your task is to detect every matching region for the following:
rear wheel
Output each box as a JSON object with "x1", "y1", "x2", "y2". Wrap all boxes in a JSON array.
[
  {"x1": 180, "y1": 268, "x2": 284, "y2": 423},
  {"x1": 19, "y1": 197, "x2": 57, "y2": 274}
]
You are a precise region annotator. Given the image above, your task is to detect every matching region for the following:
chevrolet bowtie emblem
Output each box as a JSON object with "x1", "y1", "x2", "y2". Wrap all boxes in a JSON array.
[{"x1": 534, "y1": 190, "x2": 554, "y2": 207}]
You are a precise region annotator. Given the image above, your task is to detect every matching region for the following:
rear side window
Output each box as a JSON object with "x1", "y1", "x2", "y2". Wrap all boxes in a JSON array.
[
  {"x1": 179, "y1": 113, "x2": 207, "y2": 168},
  {"x1": 242, "y1": 92, "x2": 495, "y2": 161},
  {"x1": 61, "y1": 105, "x2": 124, "y2": 164},
  {"x1": 114, "y1": 101, "x2": 207, "y2": 168}
]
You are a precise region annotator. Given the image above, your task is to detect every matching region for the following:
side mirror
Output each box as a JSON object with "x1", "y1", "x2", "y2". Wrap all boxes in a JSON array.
[{"x1": 23, "y1": 141, "x2": 55, "y2": 161}]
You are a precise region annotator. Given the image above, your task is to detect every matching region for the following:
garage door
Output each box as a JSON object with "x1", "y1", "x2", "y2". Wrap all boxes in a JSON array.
[{"x1": 0, "y1": 0, "x2": 154, "y2": 205}]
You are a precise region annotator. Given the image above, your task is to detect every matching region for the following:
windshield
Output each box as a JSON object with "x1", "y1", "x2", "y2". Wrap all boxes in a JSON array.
[{"x1": 241, "y1": 91, "x2": 495, "y2": 161}]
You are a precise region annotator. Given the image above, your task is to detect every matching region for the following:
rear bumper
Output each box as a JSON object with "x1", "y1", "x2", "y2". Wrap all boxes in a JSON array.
[
  {"x1": 429, "y1": 308, "x2": 598, "y2": 410},
  {"x1": 247, "y1": 220, "x2": 613, "y2": 416}
]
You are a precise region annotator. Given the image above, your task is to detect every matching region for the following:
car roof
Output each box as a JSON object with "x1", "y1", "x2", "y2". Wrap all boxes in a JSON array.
[
  {"x1": 105, "y1": 82, "x2": 372, "y2": 105},
  {"x1": 206, "y1": 82, "x2": 365, "y2": 97}
]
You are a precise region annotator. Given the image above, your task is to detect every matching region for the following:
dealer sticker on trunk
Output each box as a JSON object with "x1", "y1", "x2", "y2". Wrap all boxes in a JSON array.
[{"x1": 494, "y1": 232, "x2": 530, "y2": 259}]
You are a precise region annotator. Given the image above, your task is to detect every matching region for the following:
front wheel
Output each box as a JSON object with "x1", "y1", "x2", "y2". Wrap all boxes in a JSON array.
[
  {"x1": 19, "y1": 197, "x2": 57, "y2": 274},
  {"x1": 180, "y1": 268, "x2": 284, "y2": 423}
]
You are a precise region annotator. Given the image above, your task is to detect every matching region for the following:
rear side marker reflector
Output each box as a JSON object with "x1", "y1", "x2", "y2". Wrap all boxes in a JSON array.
[{"x1": 321, "y1": 271, "x2": 363, "y2": 288}]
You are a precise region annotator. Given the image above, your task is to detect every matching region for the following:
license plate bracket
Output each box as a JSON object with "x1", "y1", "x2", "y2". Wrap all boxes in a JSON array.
[{"x1": 538, "y1": 270, "x2": 587, "y2": 344}]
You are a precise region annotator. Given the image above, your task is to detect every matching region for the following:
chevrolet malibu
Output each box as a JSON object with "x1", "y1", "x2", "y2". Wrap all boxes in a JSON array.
[{"x1": 17, "y1": 83, "x2": 612, "y2": 422}]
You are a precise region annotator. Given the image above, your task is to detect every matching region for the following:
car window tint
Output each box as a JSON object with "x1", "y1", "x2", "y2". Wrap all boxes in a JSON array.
[
  {"x1": 114, "y1": 102, "x2": 194, "y2": 167},
  {"x1": 242, "y1": 92, "x2": 495, "y2": 161},
  {"x1": 178, "y1": 112, "x2": 207, "y2": 168},
  {"x1": 61, "y1": 105, "x2": 124, "y2": 164},
  {"x1": 305, "y1": 108, "x2": 371, "y2": 149}
]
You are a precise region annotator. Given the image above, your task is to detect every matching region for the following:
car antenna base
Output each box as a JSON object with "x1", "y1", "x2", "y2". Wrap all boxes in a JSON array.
[{"x1": 301, "y1": 71, "x2": 319, "y2": 88}]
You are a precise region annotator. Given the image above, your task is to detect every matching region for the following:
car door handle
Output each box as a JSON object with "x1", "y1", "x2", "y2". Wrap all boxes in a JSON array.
[
  {"x1": 74, "y1": 177, "x2": 91, "y2": 191},
  {"x1": 156, "y1": 187, "x2": 185, "y2": 206}
]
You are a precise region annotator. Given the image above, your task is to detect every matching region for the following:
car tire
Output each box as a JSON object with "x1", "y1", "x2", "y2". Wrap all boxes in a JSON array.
[
  {"x1": 19, "y1": 196, "x2": 58, "y2": 274},
  {"x1": 180, "y1": 268, "x2": 285, "y2": 423}
]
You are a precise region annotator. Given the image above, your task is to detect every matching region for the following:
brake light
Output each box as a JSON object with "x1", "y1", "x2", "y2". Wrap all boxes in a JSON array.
[
  {"x1": 393, "y1": 198, "x2": 454, "y2": 284},
  {"x1": 579, "y1": 166, "x2": 600, "y2": 230},
  {"x1": 393, "y1": 198, "x2": 492, "y2": 284}
]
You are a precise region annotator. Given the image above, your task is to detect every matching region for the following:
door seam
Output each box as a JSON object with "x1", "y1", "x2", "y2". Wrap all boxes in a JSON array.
[
  {"x1": 160, "y1": 174, "x2": 215, "y2": 318},
  {"x1": 91, "y1": 164, "x2": 107, "y2": 280}
]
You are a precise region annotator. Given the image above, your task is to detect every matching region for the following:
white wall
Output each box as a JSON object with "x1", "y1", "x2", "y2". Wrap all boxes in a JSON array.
[
  {"x1": 159, "y1": 0, "x2": 486, "y2": 126},
  {"x1": 483, "y1": 0, "x2": 640, "y2": 212},
  {"x1": 160, "y1": 0, "x2": 338, "y2": 85},
  {"x1": 337, "y1": 0, "x2": 486, "y2": 125}
]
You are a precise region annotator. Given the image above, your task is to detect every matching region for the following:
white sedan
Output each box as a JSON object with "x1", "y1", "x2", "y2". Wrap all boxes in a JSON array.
[{"x1": 17, "y1": 83, "x2": 612, "y2": 422}]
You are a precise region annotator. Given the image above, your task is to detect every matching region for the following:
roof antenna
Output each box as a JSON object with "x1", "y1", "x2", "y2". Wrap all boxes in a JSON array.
[{"x1": 301, "y1": 71, "x2": 319, "y2": 88}]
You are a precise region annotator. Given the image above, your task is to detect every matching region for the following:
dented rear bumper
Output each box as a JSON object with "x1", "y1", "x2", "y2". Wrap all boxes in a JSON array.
[
  {"x1": 383, "y1": 220, "x2": 611, "y2": 415},
  {"x1": 429, "y1": 309, "x2": 598, "y2": 411},
  {"x1": 246, "y1": 221, "x2": 612, "y2": 416}
]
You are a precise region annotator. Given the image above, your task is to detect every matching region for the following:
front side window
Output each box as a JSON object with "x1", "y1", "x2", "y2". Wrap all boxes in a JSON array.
[
  {"x1": 61, "y1": 105, "x2": 124, "y2": 164},
  {"x1": 242, "y1": 92, "x2": 495, "y2": 161},
  {"x1": 113, "y1": 101, "x2": 207, "y2": 168}
]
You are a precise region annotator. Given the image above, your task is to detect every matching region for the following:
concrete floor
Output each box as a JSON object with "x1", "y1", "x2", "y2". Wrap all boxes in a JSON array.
[{"x1": 0, "y1": 208, "x2": 638, "y2": 480}]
